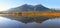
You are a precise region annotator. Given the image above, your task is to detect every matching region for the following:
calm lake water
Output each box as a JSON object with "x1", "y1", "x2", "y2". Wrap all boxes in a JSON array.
[{"x1": 0, "y1": 16, "x2": 60, "y2": 28}]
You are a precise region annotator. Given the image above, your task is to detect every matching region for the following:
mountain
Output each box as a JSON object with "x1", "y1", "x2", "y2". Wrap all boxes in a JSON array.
[
  {"x1": 2, "y1": 4, "x2": 59, "y2": 23},
  {"x1": 6, "y1": 4, "x2": 53, "y2": 12},
  {"x1": 34, "y1": 4, "x2": 51, "y2": 12},
  {"x1": 7, "y1": 4, "x2": 34, "y2": 12}
]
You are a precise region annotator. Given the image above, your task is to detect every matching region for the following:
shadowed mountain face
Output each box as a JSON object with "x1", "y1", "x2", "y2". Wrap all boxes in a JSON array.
[
  {"x1": 34, "y1": 4, "x2": 51, "y2": 11},
  {"x1": 7, "y1": 4, "x2": 52, "y2": 12},
  {"x1": 8, "y1": 4, "x2": 34, "y2": 12}
]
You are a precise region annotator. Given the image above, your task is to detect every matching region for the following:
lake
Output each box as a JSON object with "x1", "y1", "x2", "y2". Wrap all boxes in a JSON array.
[{"x1": 0, "y1": 16, "x2": 60, "y2": 28}]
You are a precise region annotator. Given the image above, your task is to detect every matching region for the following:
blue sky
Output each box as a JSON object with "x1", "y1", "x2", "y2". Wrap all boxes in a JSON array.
[{"x1": 0, "y1": 0, "x2": 60, "y2": 9}]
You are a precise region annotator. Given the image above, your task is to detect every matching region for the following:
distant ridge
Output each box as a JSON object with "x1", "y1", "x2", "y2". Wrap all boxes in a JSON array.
[{"x1": 5, "y1": 4, "x2": 57, "y2": 12}]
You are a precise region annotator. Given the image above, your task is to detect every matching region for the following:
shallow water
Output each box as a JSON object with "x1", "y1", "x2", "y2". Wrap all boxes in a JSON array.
[{"x1": 0, "y1": 16, "x2": 60, "y2": 28}]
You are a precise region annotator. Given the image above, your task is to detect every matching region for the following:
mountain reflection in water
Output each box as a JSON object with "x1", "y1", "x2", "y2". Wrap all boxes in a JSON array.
[
  {"x1": 1, "y1": 16, "x2": 51, "y2": 23},
  {"x1": 0, "y1": 16, "x2": 60, "y2": 28}
]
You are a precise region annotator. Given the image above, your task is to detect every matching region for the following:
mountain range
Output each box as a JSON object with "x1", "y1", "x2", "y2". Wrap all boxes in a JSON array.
[{"x1": 5, "y1": 4, "x2": 57, "y2": 12}]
